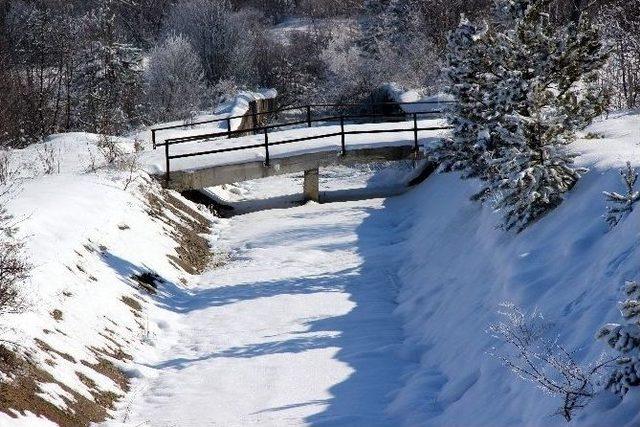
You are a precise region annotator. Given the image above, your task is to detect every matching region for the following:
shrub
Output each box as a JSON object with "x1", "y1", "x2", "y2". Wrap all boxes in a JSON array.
[
  {"x1": 490, "y1": 303, "x2": 614, "y2": 421},
  {"x1": 603, "y1": 162, "x2": 640, "y2": 228}
]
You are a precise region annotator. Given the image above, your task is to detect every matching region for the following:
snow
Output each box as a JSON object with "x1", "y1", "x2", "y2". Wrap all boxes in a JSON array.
[
  {"x1": 383, "y1": 83, "x2": 454, "y2": 114},
  {"x1": 2, "y1": 104, "x2": 640, "y2": 425},
  {"x1": 36, "y1": 382, "x2": 75, "y2": 411},
  {"x1": 0, "y1": 131, "x2": 217, "y2": 425},
  {"x1": 382, "y1": 115, "x2": 640, "y2": 426},
  {"x1": 119, "y1": 111, "x2": 640, "y2": 426},
  {"x1": 108, "y1": 197, "x2": 409, "y2": 426}
]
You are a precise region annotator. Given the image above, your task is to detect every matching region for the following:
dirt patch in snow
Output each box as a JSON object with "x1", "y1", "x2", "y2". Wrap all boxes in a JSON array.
[
  {"x1": 121, "y1": 296, "x2": 142, "y2": 312},
  {"x1": 146, "y1": 190, "x2": 212, "y2": 275},
  {"x1": 0, "y1": 344, "x2": 125, "y2": 426}
]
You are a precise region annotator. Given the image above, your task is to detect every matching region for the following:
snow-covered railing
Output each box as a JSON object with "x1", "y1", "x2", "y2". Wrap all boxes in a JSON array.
[{"x1": 159, "y1": 100, "x2": 453, "y2": 182}]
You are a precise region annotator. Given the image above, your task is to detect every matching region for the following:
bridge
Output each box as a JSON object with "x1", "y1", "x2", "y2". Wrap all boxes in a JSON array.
[{"x1": 142, "y1": 101, "x2": 452, "y2": 202}]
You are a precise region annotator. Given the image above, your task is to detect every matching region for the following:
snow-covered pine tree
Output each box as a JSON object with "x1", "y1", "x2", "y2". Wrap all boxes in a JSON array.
[
  {"x1": 493, "y1": 1, "x2": 606, "y2": 231},
  {"x1": 75, "y1": 0, "x2": 143, "y2": 134},
  {"x1": 597, "y1": 280, "x2": 640, "y2": 396},
  {"x1": 465, "y1": 0, "x2": 607, "y2": 231},
  {"x1": 431, "y1": 15, "x2": 503, "y2": 198},
  {"x1": 603, "y1": 162, "x2": 640, "y2": 228}
]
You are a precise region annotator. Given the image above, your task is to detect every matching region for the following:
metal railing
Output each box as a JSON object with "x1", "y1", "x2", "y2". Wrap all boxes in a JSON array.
[{"x1": 155, "y1": 101, "x2": 453, "y2": 182}]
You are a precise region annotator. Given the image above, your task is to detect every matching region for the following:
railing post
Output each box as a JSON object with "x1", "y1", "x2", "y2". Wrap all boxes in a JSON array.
[
  {"x1": 340, "y1": 115, "x2": 346, "y2": 156},
  {"x1": 251, "y1": 102, "x2": 258, "y2": 132},
  {"x1": 413, "y1": 112, "x2": 419, "y2": 152},
  {"x1": 165, "y1": 140, "x2": 170, "y2": 183},
  {"x1": 152, "y1": 129, "x2": 156, "y2": 149},
  {"x1": 227, "y1": 118, "x2": 232, "y2": 139},
  {"x1": 264, "y1": 129, "x2": 270, "y2": 167},
  {"x1": 306, "y1": 105, "x2": 312, "y2": 127}
]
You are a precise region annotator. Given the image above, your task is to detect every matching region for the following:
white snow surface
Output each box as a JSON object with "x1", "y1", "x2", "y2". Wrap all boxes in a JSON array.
[
  {"x1": 113, "y1": 197, "x2": 408, "y2": 426},
  {"x1": 118, "y1": 112, "x2": 640, "y2": 426},
  {"x1": 2, "y1": 110, "x2": 640, "y2": 426},
  {"x1": 0, "y1": 132, "x2": 219, "y2": 425}
]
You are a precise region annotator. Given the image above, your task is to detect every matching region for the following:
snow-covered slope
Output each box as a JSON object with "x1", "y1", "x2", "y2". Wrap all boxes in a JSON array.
[
  {"x1": 0, "y1": 132, "x2": 218, "y2": 425},
  {"x1": 385, "y1": 112, "x2": 640, "y2": 426}
]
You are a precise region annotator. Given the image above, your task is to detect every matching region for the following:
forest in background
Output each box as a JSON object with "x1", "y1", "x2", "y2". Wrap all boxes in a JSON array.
[{"x1": 0, "y1": 0, "x2": 639, "y2": 148}]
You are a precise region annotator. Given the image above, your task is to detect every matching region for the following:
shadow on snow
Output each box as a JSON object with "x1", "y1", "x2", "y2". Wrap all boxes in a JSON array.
[{"x1": 100, "y1": 198, "x2": 411, "y2": 426}]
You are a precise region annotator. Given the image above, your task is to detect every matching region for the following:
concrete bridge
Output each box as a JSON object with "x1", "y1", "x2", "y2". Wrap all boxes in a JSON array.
[{"x1": 143, "y1": 102, "x2": 451, "y2": 202}]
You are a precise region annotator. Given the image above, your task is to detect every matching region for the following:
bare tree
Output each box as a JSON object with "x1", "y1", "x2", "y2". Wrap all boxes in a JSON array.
[
  {"x1": 489, "y1": 303, "x2": 616, "y2": 421},
  {"x1": 164, "y1": 0, "x2": 259, "y2": 86}
]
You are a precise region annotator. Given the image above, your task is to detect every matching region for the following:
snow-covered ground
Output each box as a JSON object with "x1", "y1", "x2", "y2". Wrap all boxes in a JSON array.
[
  {"x1": 2, "y1": 104, "x2": 640, "y2": 426},
  {"x1": 117, "y1": 111, "x2": 640, "y2": 426},
  {"x1": 114, "y1": 197, "x2": 409, "y2": 426},
  {"x1": 0, "y1": 131, "x2": 219, "y2": 425}
]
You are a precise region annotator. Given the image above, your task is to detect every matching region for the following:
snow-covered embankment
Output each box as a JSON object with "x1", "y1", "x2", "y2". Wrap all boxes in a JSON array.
[{"x1": 387, "y1": 112, "x2": 640, "y2": 426}]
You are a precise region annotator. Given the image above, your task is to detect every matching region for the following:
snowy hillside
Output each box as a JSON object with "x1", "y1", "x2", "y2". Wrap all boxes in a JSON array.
[
  {"x1": 114, "y1": 112, "x2": 639, "y2": 426},
  {"x1": 0, "y1": 130, "x2": 219, "y2": 425},
  {"x1": 386, "y1": 112, "x2": 640, "y2": 426}
]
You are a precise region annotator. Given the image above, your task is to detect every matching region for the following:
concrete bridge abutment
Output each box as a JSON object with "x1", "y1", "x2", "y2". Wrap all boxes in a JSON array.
[{"x1": 303, "y1": 168, "x2": 320, "y2": 202}]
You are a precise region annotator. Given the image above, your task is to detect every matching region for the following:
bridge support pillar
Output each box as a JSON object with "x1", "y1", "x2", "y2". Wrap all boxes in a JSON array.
[{"x1": 303, "y1": 168, "x2": 320, "y2": 203}]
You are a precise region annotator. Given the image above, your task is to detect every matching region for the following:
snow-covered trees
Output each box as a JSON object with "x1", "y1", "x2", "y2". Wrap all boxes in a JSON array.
[
  {"x1": 431, "y1": 17, "x2": 496, "y2": 187},
  {"x1": 144, "y1": 35, "x2": 206, "y2": 123},
  {"x1": 164, "y1": 0, "x2": 256, "y2": 87},
  {"x1": 598, "y1": 0, "x2": 640, "y2": 110},
  {"x1": 597, "y1": 280, "x2": 640, "y2": 396},
  {"x1": 75, "y1": 0, "x2": 143, "y2": 134},
  {"x1": 435, "y1": 0, "x2": 608, "y2": 231},
  {"x1": 358, "y1": 0, "x2": 391, "y2": 57},
  {"x1": 603, "y1": 162, "x2": 640, "y2": 228}
]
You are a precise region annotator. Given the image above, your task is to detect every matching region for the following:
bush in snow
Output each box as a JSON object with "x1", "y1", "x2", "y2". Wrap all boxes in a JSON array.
[
  {"x1": 603, "y1": 162, "x2": 640, "y2": 228},
  {"x1": 144, "y1": 34, "x2": 207, "y2": 123},
  {"x1": 37, "y1": 144, "x2": 61, "y2": 176},
  {"x1": 97, "y1": 135, "x2": 124, "y2": 166},
  {"x1": 489, "y1": 303, "x2": 615, "y2": 421},
  {"x1": 0, "y1": 185, "x2": 29, "y2": 314},
  {"x1": 597, "y1": 281, "x2": 640, "y2": 397},
  {"x1": 435, "y1": 0, "x2": 608, "y2": 231}
]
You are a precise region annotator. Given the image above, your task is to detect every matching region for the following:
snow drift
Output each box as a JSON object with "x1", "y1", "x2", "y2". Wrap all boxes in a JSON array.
[{"x1": 386, "y1": 112, "x2": 640, "y2": 426}]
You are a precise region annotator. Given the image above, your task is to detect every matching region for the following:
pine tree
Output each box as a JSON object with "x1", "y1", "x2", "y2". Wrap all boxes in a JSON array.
[
  {"x1": 603, "y1": 162, "x2": 640, "y2": 228},
  {"x1": 431, "y1": 16, "x2": 504, "y2": 199},
  {"x1": 436, "y1": 0, "x2": 608, "y2": 231},
  {"x1": 75, "y1": 0, "x2": 143, "y2": 134},
  {"x1": 597, "y1": 280, "x2": 640, "y2": 396}
]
